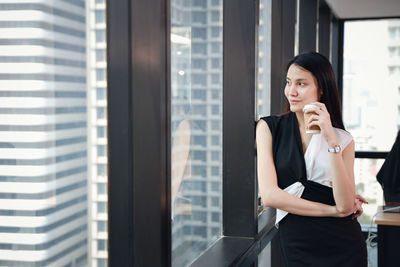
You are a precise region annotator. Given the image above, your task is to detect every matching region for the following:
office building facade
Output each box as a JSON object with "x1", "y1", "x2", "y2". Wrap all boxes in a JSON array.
[{"x1": 0, "y1": 0, "x2": 88, "y2": 266}]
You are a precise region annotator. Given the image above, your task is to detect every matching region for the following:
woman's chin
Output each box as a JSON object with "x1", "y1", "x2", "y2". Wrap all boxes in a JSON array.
[{"x1": 290, "y1": 106, "x2": 302, "y2": 113}]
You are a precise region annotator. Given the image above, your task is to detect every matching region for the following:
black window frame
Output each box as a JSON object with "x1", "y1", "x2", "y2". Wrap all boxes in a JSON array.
[{"x1": 105, "y1": 0, "x2": 348, "y2": 266}]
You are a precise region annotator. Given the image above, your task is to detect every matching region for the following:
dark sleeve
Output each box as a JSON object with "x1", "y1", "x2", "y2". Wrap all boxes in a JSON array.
[
  {"x1": 376, "y1": 135, "x2": 400, "y2": 194},
  {"x1": 260, "y1": 116, "x2": 277, "y2": 138}
]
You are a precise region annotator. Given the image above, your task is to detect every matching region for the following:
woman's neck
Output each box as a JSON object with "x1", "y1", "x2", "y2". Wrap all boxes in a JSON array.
[{"x1": 295, "y1": 111, "x2": 305, "y2": 130}]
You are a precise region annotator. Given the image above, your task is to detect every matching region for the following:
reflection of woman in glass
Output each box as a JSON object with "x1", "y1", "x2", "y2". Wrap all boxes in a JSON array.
[
  {"x1": 171, "y1": 99, "x2": 192, "y2": 217},
  {"x1": 256, "y1": 52, "x2": 367, "y2": 266}
]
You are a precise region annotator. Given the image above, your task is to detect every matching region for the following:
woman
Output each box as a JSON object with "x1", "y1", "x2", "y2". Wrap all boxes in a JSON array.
[{"x1": 256, "y1": 52, "x2": 367, "y2": 266}]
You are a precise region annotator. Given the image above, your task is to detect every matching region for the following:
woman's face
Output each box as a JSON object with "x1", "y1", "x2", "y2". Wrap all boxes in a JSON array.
[{"x1": 284, "y1": 64, "x2": 319, "y2": 113}]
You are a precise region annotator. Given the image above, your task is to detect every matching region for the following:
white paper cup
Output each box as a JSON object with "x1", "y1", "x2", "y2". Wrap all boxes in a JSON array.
[{"x1": 303, "y1": 104, "x2": 320, "y2": 134}]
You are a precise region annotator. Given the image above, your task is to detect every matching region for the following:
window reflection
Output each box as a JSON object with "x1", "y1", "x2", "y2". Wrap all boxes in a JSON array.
[{"x1": 171, "y1": 0, "x2": 223, "y2": 265}]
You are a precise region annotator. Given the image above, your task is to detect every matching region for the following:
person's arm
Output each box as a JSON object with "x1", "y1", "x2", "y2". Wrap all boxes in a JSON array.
[
  {"x1": 328, "y1": 140, "x2": 356, "y2": 214},
  {"x1": 307, "y1": 101, "x2": 356, "y2": 214},
  {"x1": 256, "y1": 119, "x2": 352, "y2": 217}
]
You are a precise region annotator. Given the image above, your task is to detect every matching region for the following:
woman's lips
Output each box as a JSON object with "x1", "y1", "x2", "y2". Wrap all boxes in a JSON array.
[{"x1": 289, "y1": 100, "x2": 301, "y2": 105}]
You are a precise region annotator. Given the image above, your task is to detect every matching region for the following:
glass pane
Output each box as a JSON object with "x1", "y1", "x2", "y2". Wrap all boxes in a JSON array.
[
  {"x1": 0, "y1": 2, "x2": 108, "y2": 266},
  {"x1": 354, "y1": 159, "x2": 385, "y2": 225},
  {"x1": 343, "y1": 20, "x2": 399, "y2": 233},
  {"x1": 257, "y1": 243, "x2": 271, "y2": 267},
  {"x1": 170, "y1": 0, "x2": 223, "y2": 265},
  {"x1": 343, "y1": 19, "x2": 400, "y2": 152},
  {"x1": 257, "y1": 0, "x2": 272, "y2": 118}
]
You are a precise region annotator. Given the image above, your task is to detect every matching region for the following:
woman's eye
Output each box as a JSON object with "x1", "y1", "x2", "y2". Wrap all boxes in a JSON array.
[{"x1": 298, "y1": 82, "x2": 305, "y2": 86}]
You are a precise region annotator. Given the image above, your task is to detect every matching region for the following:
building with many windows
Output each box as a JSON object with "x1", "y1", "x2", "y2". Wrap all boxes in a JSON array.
[
  {"x1": 0, "y1": 0, "x2": 88, "y2": 266},
  {"x1": 87, "y1": 0, "x2": 108, "y2": 266}
]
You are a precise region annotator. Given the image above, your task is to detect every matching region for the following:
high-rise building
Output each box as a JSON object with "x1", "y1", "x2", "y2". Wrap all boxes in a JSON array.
[
  {"x1": 86, "y1": 0, "x2": 108, "y2": 266},
  {"x1": 0, "y1": 1, "x2": 88, "y2": 266}
]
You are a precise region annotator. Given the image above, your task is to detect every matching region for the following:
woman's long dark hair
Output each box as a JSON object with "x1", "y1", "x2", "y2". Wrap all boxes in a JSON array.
[{"x1": 285, "y1": 52, "x2": 345, "y2": 130}]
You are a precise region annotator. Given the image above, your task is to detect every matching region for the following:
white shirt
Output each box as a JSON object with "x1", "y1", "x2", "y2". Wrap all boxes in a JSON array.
[{"x1": 275, "y1": 127, "x2": 353, "y2": 226}]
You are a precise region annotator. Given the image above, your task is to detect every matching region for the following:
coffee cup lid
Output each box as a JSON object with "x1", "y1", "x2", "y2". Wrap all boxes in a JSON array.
[{"x1": 303, "y1": 104, "x2": 318, "y2": 112}]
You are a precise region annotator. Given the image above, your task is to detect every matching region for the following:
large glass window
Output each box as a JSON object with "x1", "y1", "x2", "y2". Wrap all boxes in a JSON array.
[
  {"x1": 257, "y1": 0, "x2": 272, "y2": 118},
  {"x1": 343, "y1": 19, "x2": 400, "y2": 225},
  {"x1": 0, "y1": 1, "x2": 108, "y2": 266},
  {"x1": 171, "y1": 0, "x2": 223, "y2": 265}
]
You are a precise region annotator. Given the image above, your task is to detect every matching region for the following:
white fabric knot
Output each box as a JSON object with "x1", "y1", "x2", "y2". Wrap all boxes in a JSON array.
[{"x1": 276, "y1": 181, "x2": 305, "y2": 226}]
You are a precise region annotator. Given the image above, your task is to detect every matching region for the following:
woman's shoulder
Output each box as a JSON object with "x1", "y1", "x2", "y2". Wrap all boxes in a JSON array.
[
  {"x1": 259, "y1": 112, "x2": 291, "y2": 124},
  {"x1": 333, "y1": 127, "x2": 353, "y2": 149}
]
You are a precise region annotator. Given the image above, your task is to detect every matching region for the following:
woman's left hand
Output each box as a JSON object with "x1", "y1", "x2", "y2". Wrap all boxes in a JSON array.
[
  {"x1": 306, "y1": 102, "x2": 338, "y2": 147},
  {"x1": 352, "y1": 194, "x2": 368, "y2": 219}
]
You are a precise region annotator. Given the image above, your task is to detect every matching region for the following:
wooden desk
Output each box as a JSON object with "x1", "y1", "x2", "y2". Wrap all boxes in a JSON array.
[{"x1": 374, "y1": 206, "x2": 400, "y2": 267}]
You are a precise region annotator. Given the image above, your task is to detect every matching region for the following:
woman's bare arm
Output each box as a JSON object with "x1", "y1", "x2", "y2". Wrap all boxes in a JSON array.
[{"x1": 256, "y1": 119, "x2": 352, "y2": 217}]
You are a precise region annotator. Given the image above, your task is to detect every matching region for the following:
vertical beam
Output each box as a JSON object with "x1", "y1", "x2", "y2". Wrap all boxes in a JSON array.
[
  {"x1": 298, "y1": 0, "x2": 318, "y2": 53},
  {"x1": 107, "y1": 0, "x2": 170, "y2": 266},
  {"x1": 318, "y1": 3, "x2": 332, "y2": 58},
  {"x1": 270, "y1": 0, "x2": 296, "y2": 115},
  {"x1": 107, "y1": 0, "x2": 133, "y2": 266},
  {"x1": 223, "y1": 0, "x2": 258, "y2": 237},
  {"x1": 331, "y1": 18, "x2": 344, "y2": 101}
]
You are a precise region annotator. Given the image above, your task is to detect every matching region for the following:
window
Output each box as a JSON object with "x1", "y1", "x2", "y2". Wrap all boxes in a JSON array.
[
  {"x1": 98, "y1": 239, "x2": 107, "y2": 251},
  {"x1": 211, "y1": 196, "x2": 219, "y2": 207},
  {"x1": 193, "y1": 90, "x2": 207, "y2": 101},
  {"x1": 211, "y1": 11, "x2": 220, "y2": 22},
  {"x1": 98, "y1": 221, "x2": 107, "y2": 232},
  {"x1": 96, "y1": 69, "x2": 106, "y2": 81},
  {"x1": 211, "y1": 166, "x2": 220, "y2": 176},
  {"x1": 193, "y1": 135, "x2": 206, "y2": 147},
  {"x1": 211, "y1": 151, "x2": 220, "y2": 161},
  {"x1": 211, "y1": 0, "x2": 220, "y2": 7},
  {"x1": 211, "y1": 90, "x2": 220, "y2": 99},
  {"x1": 211, "y1": 74, "x2": 220, "y2": 84},
  {"x1": 192, "y1": 74, "x2": 207, "y2": 86},
  {"x1": 194, "y1": 120, "x2": 207, "y2": 131},
  {"x1": 192, "y1": 27, "x2": 207, "y2": 39},
  {"x1": 343, "y1": 19, "x2": 400, "y2": 225},
  {"x1": 192, "y1": 165, "x2": 207, "y2": 177},
  {"x1": 95, "y1": 29, "x2": 106, "y2": 43},
  {"x1": 97, "y1": 87, "x2": 106, "y2": 100},
  {"x1": 212, "y1": 58, "x2": 220, "y2": 68},
  {"x1": 97, "y1": 164, "x2": 106, "y2": 176},
  {"x1": 193, "y1": 151, "x2": 207, "y2": 161},
  {"x1": 257, "y1": 0, "x2": 271, "y2": 117},
  {"x1": 97, "y1": 126, "x2": 106, "y2": 138},
  {"x1": 211, "y1": 105, "x2": 219, "y2": 115},
  {"x1": 192, "y1": 58, "x2": 206, "y2": 70},
  {"x1": 97, "y1": 183, "x2": 106, "y2": 195},
  {"x1": 98, "y1": 259, "x2": 107, "y2": 267},
  {"x1": 193, "y1": 0, "x2": 207, "y2": 8},
  {"x1": 211, "y1": 212, "x2": 220, "y2": 222},
  {"x1": 211, "y1": 43, "x2": 222, "y2": 53},
  {"x1": 192, "y1": 43, "x2": 207, "y2": 54},
  {"x1": 98, "y1": 202, "x2": 107, "y2": 213},
  {"x1": 98, "y1": 145, "x2": 106, "y2": 157},
  {"x1": 171, "y1": 2, "x2": 223, "y2": 265},
  {"x1": 192, "y1": 11, "x2": 206, "y2": 24},
  {"x1": 211, "y1": 27, "x2": 221, "y2": 38},
  {"x1": 96, "y1": 49, "x2": 106, "y2": 62},
  {"x1": 95, "y1": 10, "x2": 105, "y2": 23},
  {"x1": 97, "y1": 107, "x2": 106, "y2": 119}
]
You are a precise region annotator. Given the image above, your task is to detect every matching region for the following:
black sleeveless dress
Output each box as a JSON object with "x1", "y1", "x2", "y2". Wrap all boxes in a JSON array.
[{"x1": 261, "y1": 112, "x2": 367, "y2": 267}]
